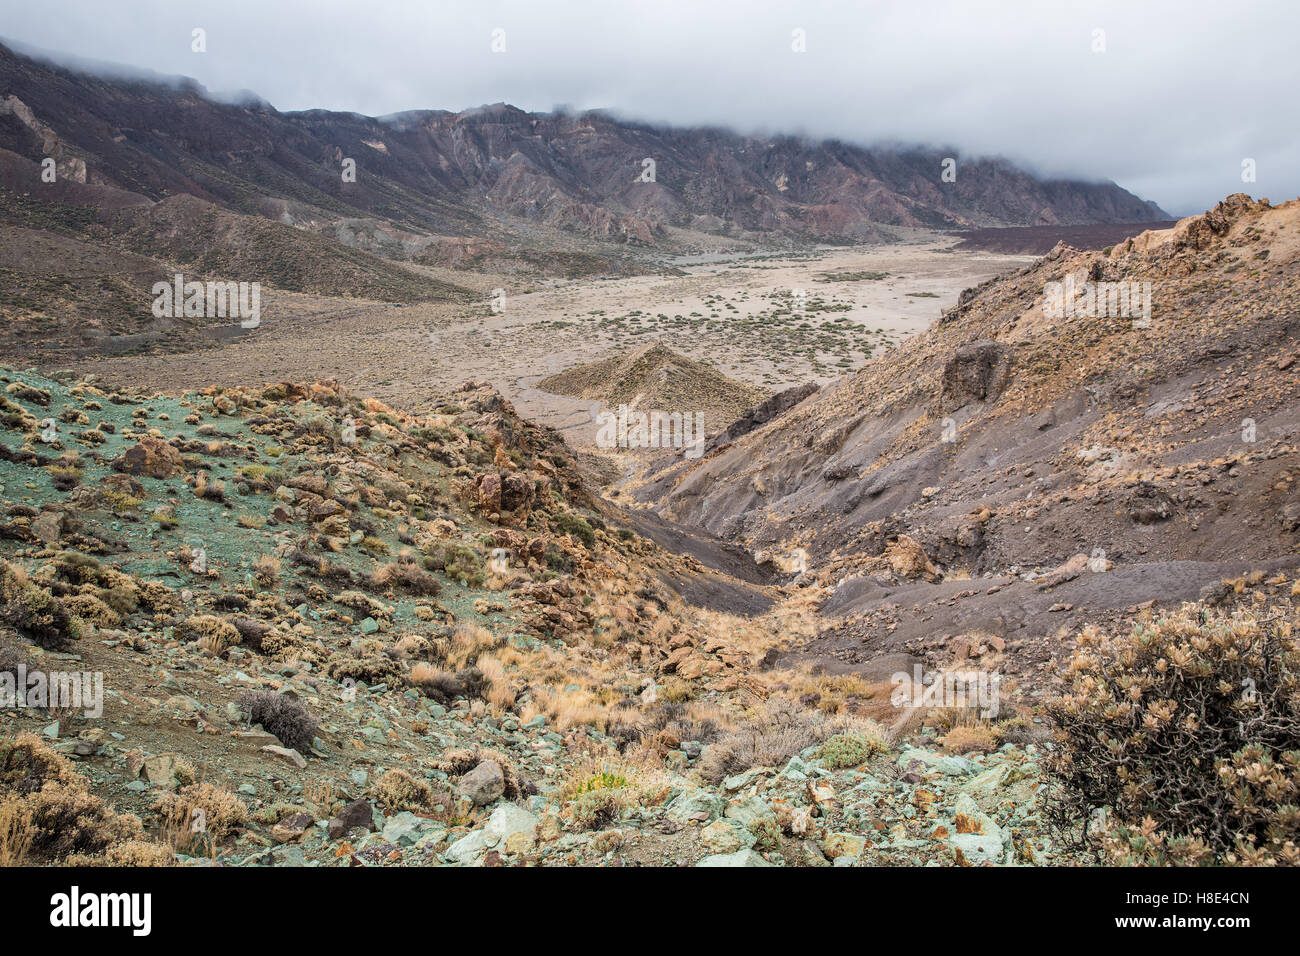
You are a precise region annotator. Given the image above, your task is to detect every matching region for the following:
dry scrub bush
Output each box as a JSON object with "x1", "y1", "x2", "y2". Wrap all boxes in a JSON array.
[
  {"x1": 177, "y1": 614, "x2": 240, "y2": 648},
  {"x1": 940, "y1": 724, "x2": 999, "y2": 754},
  {"x1": 1048, "y1": 605, "x2": 1300, "y2": 865},
  {"x1": 239, "y1": 690, "x2": 318, "y2": 752},
  {"x1": 444, "y1": 622, "x2": 499, "y2": 668},
  {"x1": 699, "y1": 699, "x2": 870, "y2": 784},
  {"x1": 253, "y1": 554, "x2": 281, "y2": 586},
  {"x1": 0, "y1": 561, "x2": 84, "y2": 649},
  {"x1": 155, "y1": 783, "x2": 249, "y2": 852},
  {"x1": 369, "y1": 559, "x2": 441, "y2": 596},
  {"x1": 369, "y1": 769, "x2": 451, "y2": 815},
  {"x1": 0, "y1": 733, "x2": 155, "y2": 863},
  {"x1": 0, "y1": 797, "x2": 32, "y2": 866}
]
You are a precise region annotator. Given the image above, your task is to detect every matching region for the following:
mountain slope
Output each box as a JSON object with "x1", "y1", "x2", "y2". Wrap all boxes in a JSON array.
[
  {"x1": 637, "y1": 194, "x2": 1300, "y2": 681},
  {"x1": 0, "y1": 42, "x2": 1168, "y2": 248}
]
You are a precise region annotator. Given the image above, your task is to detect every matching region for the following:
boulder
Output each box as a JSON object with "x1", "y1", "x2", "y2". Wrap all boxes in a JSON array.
[
  {"x1": 483, "y1": 803, "x2": 538, "y2": 852},
  {"x1": 695, "y1": 849, "x2": 773, "y2": 867},
  {"x1": 327, "y1": 799, "x2": 376, "y2": 841},
  {"x1": 457, "y1": 760, "x2": 505, "y2": 806},
  {"x1": 111, "y1": 436, "x2": 184, "y2": 479},
  {"x1": 261, "y1": 744, "x2": 307, "y2": 769}
]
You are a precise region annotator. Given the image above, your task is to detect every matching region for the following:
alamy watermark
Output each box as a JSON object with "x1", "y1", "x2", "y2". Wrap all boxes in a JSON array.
[
  {"x1": 1043, "y1": 274, "x2": 1150, "y2": 328},
  {"x1": 152, "y1": 274, "x2": 261, "y2": 328},
  {"x1": 890, "y1": 665, "x2": 1001, "y2": 719},
  {"x1": 594, "y1": 405, "x2": 705, "y2": 458},
  {"x1": 1, "y1": 664, "x2": 103, "y2": 718}
]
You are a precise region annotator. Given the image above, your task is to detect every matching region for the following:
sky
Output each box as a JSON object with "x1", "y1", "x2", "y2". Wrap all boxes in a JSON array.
[{"x1": 1, "y1": 0, "x2": 1297, "y2": 216}]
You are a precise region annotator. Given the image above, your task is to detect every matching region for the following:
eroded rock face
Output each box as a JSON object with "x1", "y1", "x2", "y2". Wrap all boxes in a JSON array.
[
  {"x1": 710, "y1": 383, "x2": 819, "y2": 452},
  {"x1": 111, "y1": 436, "x2": 184, "y2": 479},
  {"x1": 500, "y1": 472, "x2": 535, "y2": 519},
  {"x1": 937, "y1": 340, "x2": 1012, "y2": 412}
]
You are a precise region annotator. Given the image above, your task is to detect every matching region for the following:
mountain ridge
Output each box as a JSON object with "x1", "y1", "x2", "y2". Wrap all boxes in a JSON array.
[{"x1": 0, "y1": 41, "x2": 1169, "y2": 250}]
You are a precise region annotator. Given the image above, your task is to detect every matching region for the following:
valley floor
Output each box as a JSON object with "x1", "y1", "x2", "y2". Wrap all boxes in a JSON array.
[{"x1": 55, "y1": 240, "x2": 1032, "y2": 460}]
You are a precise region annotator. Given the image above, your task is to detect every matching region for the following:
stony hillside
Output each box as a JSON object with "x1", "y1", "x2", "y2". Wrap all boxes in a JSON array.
[
  {"x1": 0, "y1": 329, "x2": 1296, "y2": 867},
  {"x1": 636, "y1": 194, "x2": 1300, "y2": 690}
]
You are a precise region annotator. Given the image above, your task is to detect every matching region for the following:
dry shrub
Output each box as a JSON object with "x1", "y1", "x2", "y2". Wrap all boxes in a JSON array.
[
  {"x1": 155, "y1": 783, "x2": 249, "y2": 852},
  {"x1": 65, "y1": 840, "x2": 172, "y2": 867},
  {"x1": 60, "y1": 593, "x2": 120, "y2": 628},
  {"x1": 1048, "y1": 605, "x2": 1300, "y2": 865},
  {"x1": 410, "y1": 663, "x2": 488, "y2": 704},
  {"x1": 1, "y1": 733, "x2": 152, "y2": 863},
  {"x1": 369, "y1": 769, "x2": 449, "y2": 814},
  {"x1": 176, "y1": 614, "x2": 240, "y2": 648},
  {"x1": 0, "y1": 561, "x2": 85, "y2": 649},
  {"x1": 0, "y1": 797, "x2": 32, "y2": 866},
  {"x1": 369, "y1": 559, "x2": 441, "y2": 596},
  {"x1": 0, "y1": 731, "x2": 81, "y2": 793},
  {"x1": 475, "y1": 654, "x2": 516, "y2": 712},
  {"x1": 253, "y1": 554, "x2": 281, "y2": 586},
  {"x1": 0, "y1": 643, "x2": 28, "y2": 679},
  {"x1": 699, "y1": 698, "x2": 847, "y2": 785},
  {"x1": 445, "y1": 622, "x2": 499, "y2": 668},
  {"x1": 939, "y1": 724, "x2": 998, "y2": 754},
  {"x1": 239, "y1": 690, "x2": 318, "y2": 752},
  {"x1": 395, "y1": 635, "x2": 429, "y2": 658}
]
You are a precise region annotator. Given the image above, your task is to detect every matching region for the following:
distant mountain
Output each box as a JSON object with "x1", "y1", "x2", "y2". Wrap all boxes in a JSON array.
[{"x1": 0, "y1": 41, "x2": 1168, "y2": 249}]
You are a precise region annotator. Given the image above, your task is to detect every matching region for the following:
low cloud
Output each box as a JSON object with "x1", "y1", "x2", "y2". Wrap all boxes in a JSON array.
[{"x1": 4, "y1": 0, "x2": 1297, "y2": 215}]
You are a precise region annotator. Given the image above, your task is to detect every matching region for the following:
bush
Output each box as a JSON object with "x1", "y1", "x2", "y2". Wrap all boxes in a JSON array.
[
  {"x1": 700, "y1": 699, "x2": 836, "y2": 785},
  {"x1": 0, "y1": 561, "x2": 84, "y2": 649},
  {"x1": 1048, "y1": 606, "x2": 1300, "y2": 865},
  {"x1": 155, "y1": 783, "x2": 249, "y2": 851},
  {"x1": 939, "y1": 723, "x2": 998, "y2": 754},
  {"x1": 569, "y1": 789, "x2": 624, "y2": 830},
  {"x1": 815, "y1": 729, "x2": 888, "y2": 769},
  {"x1": 553, "y1": 513, "x2": 595, "y2": 548},
  {"x1": 239, "y1": 691, "x2": 319, "y2": 753},
  {"x1": 176, "y1": 614, "x2": 240, "y2": 648},
  {"x1": 0, "y1": 733, "x2": 151, "y2": 863},
  {"x1": 370, "y1": 769, "x2": 452, "y2": 816}
]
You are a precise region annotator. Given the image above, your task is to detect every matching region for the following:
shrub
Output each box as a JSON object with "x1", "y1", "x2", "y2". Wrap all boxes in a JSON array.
[
  {"x1": 370, "y1": 769, "x2": 451, "y2": 815},
  {"x1": 569, "y1": 789, "x2": 624, "y2": 830},
  {"x1": 155, "y1": 783, "x2": 249, "y2": 851},
  {"x1": 1048, "y1": 606, "x2": 1300, "y2": 865},
  {"x1": 816, "y1": 729, "x2": 888, "y2": 769},
  {"x1": 239, "y1": 691, "x2": 318, "y2": 753},
  {"x1": 0, "y1": 734, "x2": 149, "y2": 863},
  {"x1": 553, "y1": 513, "x2": 595, "y2": 548},
  {"x1": 60, "y1": 593, "x2": 120, "y2": 628},
  {"x1": 939, "y1": 724, "x2": 998, "y2": 754},
  {"x1": 369, "y1": 560, "x2": 441, "y2": 596},
  {"x1": 176, "y1": 614, "x2": 240, "y2": 648},
  {"x1": 0, "y1": 561, "x2": 84, "y2": 649},
  {"x1": 0, "y1": 796, "x2": 33, "y2": 866},
  {"x1": 0, "y1": 643, "x2": 28, "y2": 679},
  {"x1": 699, "y1": 699, "x2": 833, "y2": 785}
]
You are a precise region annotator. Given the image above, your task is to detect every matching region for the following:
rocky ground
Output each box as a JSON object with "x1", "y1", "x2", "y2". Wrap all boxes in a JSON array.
[
  {"x1": 2, "y1": 196, "x2": 1297, "y2": 868},
  {"x1": 0, "y1": 363, "x2": 1087, "y2": 867}
]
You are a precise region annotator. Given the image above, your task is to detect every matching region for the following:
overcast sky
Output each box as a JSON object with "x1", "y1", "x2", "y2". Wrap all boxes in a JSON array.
[{"x1": 2, "y1": 0, "x2": 1297, "y2": 215}]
